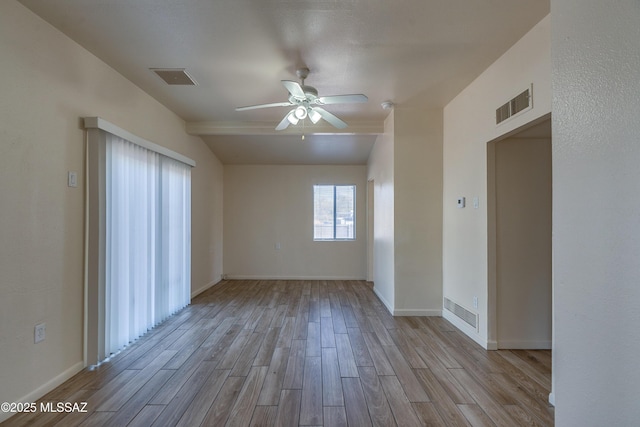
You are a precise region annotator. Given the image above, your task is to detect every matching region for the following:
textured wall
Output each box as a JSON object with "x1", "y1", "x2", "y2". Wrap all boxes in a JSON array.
[{"x1": 552, "y1": 0, "x2": 640, "y2": 422}]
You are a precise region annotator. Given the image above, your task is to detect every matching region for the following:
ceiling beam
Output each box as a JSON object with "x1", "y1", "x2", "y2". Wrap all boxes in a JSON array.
[{"x1": 185, "y1": 121, "x2": 384, "y2": 136}]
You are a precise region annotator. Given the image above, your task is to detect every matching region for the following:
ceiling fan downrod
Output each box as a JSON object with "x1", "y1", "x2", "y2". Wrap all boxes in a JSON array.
[{"x1": 296, "y1": 67, "x2": 310, "y2": 86}]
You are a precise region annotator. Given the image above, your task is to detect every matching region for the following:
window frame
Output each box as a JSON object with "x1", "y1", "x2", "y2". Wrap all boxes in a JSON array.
[{"x1": 313, "y1": 184, "x2": 356, "y2": 241}]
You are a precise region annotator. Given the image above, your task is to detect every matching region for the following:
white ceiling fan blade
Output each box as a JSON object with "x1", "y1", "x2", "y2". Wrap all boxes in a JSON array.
[
  {"x1": 314, "y1": 107, "x2": 348, "y2": 129},
  {"x1": 282, "y1": 80, "x2": 306, "y2": 99},
  {"x1": 316, "y1": 94, "x2": 368, "y2": 105},
  {"x1": 236, "y1": 101, "x2": 293, "y2": 111},
  {"x1": 275, "y1": 110, "x2": 295, "y2": 130}
]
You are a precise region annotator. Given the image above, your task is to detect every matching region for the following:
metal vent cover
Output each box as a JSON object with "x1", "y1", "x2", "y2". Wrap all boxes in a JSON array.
[
  {"x1": 496, "y1": 86, "x2": 532, "y2": 125},
  {"x1": 150, "y1": 68, "x2": 197, "y2": 86},
  {"x1": 444, "y1": 297, "x2": 478, "y2": 330}
]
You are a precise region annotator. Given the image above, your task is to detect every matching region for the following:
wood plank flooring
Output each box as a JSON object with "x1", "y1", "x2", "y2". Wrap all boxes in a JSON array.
[{"x1": 2, "y1": 280, "x2": 554, "y2": 426}]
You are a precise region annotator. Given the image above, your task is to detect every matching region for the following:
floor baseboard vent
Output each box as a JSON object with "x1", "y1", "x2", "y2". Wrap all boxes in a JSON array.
[{"x1": 444, "y1": 297, "x2": 478, "y2": 331}]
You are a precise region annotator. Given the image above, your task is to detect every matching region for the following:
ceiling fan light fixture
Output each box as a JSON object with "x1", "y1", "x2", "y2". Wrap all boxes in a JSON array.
[
  {"x1": 287, "y1": 110, "x2": 299, "y2": 125},
  {"x1": 294, "y1": 106, "x2": 308, "y2": 120},
  {"x1": 309, "y1": 108, "x2": 322, "y2": 124}
]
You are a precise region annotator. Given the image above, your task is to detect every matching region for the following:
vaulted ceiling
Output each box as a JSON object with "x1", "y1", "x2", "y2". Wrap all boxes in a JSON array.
[{"x1": 19, "y1": 0, "x2": 549, "y2": 164}]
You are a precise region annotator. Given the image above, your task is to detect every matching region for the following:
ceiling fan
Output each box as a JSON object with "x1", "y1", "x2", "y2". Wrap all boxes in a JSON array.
[{"x1": 235, "y1": 68, "x2": 368, "y2": 130}]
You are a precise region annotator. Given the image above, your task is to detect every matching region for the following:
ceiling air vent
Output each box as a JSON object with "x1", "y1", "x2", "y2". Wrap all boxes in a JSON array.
[
  {"x1": 444, "y1": 297, "x2": 478, "y2": 331},
  {"x1": 496, "y1": 85, "x2": 532, "y2": 125},
  {"x1": 150, "y1": 68, "x2": 197, "y2": 86}
]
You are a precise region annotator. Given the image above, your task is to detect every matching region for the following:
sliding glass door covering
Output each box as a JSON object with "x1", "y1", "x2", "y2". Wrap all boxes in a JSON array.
[{"x1": 84, "y1": 118, "x2": 194, "y2": 364}]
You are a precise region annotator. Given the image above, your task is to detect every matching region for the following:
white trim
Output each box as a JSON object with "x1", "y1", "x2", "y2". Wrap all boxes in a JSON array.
[
  {"x1": 393, "y1": 308, "x2": 442, "y2": 317},
  {"x1": 372, "y1": 286, "x2": 393, "y2": 314},
  {"x1": 83, "y1": 117, "x2": 195, "y2": 167},
  {"x1": 486, "y1": 340, "x2": 498, "y2": 350},
  {"x1": 371, "y1": 286, "x2": 442, "y2": 317},
  {"x1": 0, "y1": 361, "x2": 84, "y2": 423},
  {"x1": 443, "y1": 309, "x2": 497, "y2": 349},
  {"x1": 185, "y1": 120, "x2": 384, "y2": 136},
  {"x1": 191, "y1": 280, "x2": 221, "y2": 298},
  {"x1": 548, "y1": 392, "x2": 555, "y2": 407},
  {"x1": 497, "y1": 340, "x2": 552, "y2": 350},
  {"x1": 225, "y1": 275, "x2": 366, "y2": 281}
]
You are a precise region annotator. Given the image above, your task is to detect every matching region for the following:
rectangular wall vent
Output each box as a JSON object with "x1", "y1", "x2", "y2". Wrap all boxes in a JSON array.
[
  {"x1": 496, "y1": 86, "x2": 532, "y2": 125},
  {"x1": 444, "y1": 297, "x2": 478, "y2": 330}
]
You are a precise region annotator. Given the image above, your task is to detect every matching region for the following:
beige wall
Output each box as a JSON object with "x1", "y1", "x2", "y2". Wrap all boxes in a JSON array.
[
  {"x1": 492, "y1": 137, "x2": 552, "y2": 349},
  {"x1": 367, "y1": 108, "x2": 443, "y2": 315},
  {"x1": 552, "y1": 0, "x2": 640, "y2": 422},
  {"x1": 0, "y1": 1, "x2": 223, "y2": 417},
  {"x1": 223, "y1": 165, "x2": 367, "y2": 279},
  {"x1": 393, "y1": 108, "x2": 443, "y2": 315},
  {"x1": 443, "y1": 15, "x2": 551, "y2": 347},
  {"x1": 367, "y1": 112, "x2": 395, "y2": 308}
]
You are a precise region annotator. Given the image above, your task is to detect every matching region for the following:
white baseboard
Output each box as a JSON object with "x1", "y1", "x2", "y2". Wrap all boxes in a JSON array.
[
  {"x1": 442, "y1": 309, "x2": 496, "y2": 349},
  {"x1": 486, "y1": 340, "x2": 498, "y2": 350},
  {"x1": 0, "y1": 361, "x2": 85, "y2": 423},
  {"x1": 371, "y1": 287, "x2": 443, "y2": 317},
  {"x1": 372, "y1": 286, "x2": 394, "y2": 314},
  {"x1": 191, "y1": 279, "x2": 221, "y2": 298},
  {"x1": 225, "y1": 275, "x2": 366, "y2": 281},
  {"x1": 497, "y1": 340, "x2": 552, "y2": 350},
  {"x1": 393, "y1": 308, "x2": 442, "y2": 316}
]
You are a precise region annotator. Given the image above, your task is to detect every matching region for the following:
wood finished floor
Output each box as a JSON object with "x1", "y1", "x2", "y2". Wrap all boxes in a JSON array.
[{"x1": 3, "y1": 280, "x2": 554, "y2": 426}]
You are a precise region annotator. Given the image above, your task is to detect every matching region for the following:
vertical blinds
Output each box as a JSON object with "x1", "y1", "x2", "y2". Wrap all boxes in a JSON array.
[{"x1": 104, "y1": 134, "x2": 191, "y2": 356}]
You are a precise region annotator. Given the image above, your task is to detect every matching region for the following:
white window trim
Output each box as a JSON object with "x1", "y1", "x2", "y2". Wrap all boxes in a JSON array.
[{"x1": 313, "y1": 184, "x2": 357, "y2": 242}]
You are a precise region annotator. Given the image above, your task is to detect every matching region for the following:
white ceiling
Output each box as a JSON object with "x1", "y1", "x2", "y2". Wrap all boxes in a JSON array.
[{"x1": 18, "y1": 0, "x2": 549, "y2": 164}]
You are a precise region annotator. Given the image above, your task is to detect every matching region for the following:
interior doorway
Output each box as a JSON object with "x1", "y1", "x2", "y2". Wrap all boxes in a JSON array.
[{"x1": 488, "y1": 116, "x2": 552, "y2": 349}]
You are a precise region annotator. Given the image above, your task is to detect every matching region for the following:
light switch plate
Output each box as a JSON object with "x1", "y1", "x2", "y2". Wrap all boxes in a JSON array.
[
  {"x1": 35, "y1": 323, "x2": 46, "y2": 343},
  {"x1": 68, "y1": 171, "x2": 78, "y2": 188}
]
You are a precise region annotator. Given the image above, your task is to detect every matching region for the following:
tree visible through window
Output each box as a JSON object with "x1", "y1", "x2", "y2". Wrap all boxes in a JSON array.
[{"x1": 313, "y1": 185, "x2": 355, "y2": 240}]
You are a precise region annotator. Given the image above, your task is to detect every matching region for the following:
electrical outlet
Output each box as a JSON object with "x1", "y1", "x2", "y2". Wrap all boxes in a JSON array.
[
  {"x1": 35, "y1": 323, "x2": 46, "y2": 343},
  {"x1": 473, "y1": 296, "x2": 478, "y2": 310}
]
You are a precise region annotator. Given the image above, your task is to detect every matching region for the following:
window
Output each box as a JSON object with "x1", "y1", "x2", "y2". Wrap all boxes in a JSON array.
[{"x1": 313, "y1": 185, "x2": 356, "y2": 240}]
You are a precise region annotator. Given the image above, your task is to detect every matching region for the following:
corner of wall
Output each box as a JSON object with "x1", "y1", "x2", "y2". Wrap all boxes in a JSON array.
[{"x1": 191, "y1": 278, "x2": 222, "y2": 299}]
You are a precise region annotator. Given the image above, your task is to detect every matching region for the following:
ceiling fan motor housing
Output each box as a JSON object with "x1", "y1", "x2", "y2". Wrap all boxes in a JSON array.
[
  {"x1": 302, "y1": 86, "x2": 318, "y2": 98},
  {"x1": 289, "y1": 86, "x2": 318, "y2": 104}
]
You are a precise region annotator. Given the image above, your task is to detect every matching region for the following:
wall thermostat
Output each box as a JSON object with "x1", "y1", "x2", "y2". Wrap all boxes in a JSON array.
[{"x1": 457, "y1": 197, "x2": 466, "y2": 208}]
